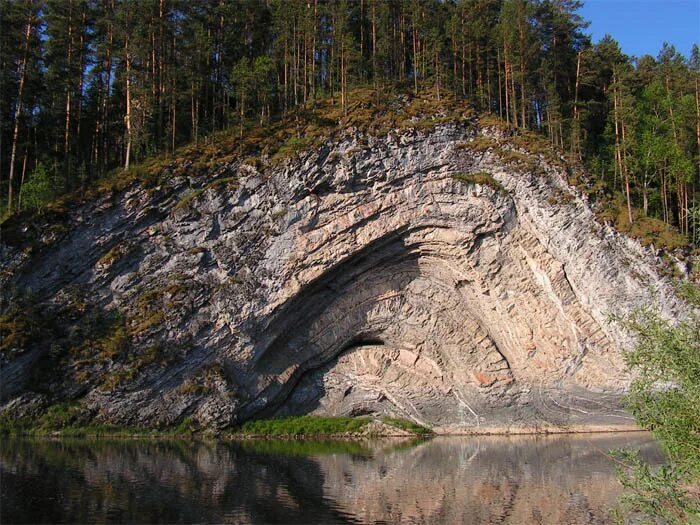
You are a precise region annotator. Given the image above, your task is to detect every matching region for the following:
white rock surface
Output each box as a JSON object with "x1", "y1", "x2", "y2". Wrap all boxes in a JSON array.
[{"x1": 0, "y1": 122, "x2": 684, "y2": 432}]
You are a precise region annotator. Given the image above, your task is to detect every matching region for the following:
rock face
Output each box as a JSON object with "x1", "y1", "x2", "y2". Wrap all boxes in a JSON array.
[{"x1": 0, "y1": 121, "x2": 683, "y2": 432}]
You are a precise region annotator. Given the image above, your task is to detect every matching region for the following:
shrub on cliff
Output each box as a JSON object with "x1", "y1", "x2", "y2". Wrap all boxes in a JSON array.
[
  {"x1": 20, "y1": 163, "x2": 53, "y2": 211},
  {"x1": 614, "y1": 283, "x2": 700, "y2": 523}
]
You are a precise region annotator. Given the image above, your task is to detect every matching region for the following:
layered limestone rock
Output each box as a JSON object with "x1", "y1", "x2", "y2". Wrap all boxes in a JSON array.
[{"x1": 0, "y1": 121, "x2": 684, "y2": 432}]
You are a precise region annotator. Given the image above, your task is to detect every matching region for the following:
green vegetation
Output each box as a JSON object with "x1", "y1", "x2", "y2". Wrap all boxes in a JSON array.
[
  {"x1": 174, "y1": 177, "x2": 239, "y2": 211},
  {"x1": 271, "y1": 136, "x2": 315, "y2": 161},
  {"x1": 128, "y1": 288, "x2": 167, "y2": 336},
  {"x1": 0, "y1": 403, "x2": 200, "y2": 438},
  {"x1": 1, "y1": 410, "x2": 432, "y2": 441},
  {"x1": 0, "y1": 299, "x2": 50, "y2": 360},
  {"x1": 99, "y1": 343, "x2": 171, "y2": 392},
  {"x1": 96, "y1": 242, "x2": 134, "y2": 269},
  {"x1": 126, "y1": 276, "x2": 194, "y2": 338},
  {"x1": 452, "y1": 172, "x2": 508, "y2": 195},
  {"x1": 1, "y1": 1, "x2": 698, "y2": 248},
  {"x1": 0, "y1": 293, "x2": 127, "y2": 370},
  {"x1": 613, "y1": 283, "x2": 700, "y2": 523},
  {"x1": 0, "y1": 287, "x2": 180, "y2": 395},
  {"x1": 20, "y1": 163, "x2": 53, "y2": 211},
  {"x1": 381, "y1": 417, "x2": 432, "y2": 436},
  {"x1": 178, "y1": 363, "x2": 232, "y2": 398},
  {"x1": 597, "y1": 195, "x2": 689, "y2": 250},
  {"x1": 237, "y1": 415, "x2": 432, "y2": 437}
]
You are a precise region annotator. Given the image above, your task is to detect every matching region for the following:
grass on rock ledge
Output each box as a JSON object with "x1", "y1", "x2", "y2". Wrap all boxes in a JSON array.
[
  {"x1": 238, "y1": 415, "x2": 432, "y2": 437},
  {"x1": 0, "y1": 418, "x2": 199, "y2": 438},
  {"x1": 1, "y1": 409, "x2": 432, "y2": 439},
  {"x1": 380, "y1": 417, "x2": 432, "y2": 436},
  {"x1": 1, "y1": 85, "x2": 691, "y2": 254},
  {"x1": 0, "y1": 402, "x2": 202, "y2": 438},
  {"x1": 451, "y1": 171, "x2": 508, "y2": 195}
]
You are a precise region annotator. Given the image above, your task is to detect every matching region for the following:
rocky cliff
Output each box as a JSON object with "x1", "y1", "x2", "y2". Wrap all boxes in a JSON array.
[{"x1": 0, "y1": 119, "x2": 685, "y2": 433}]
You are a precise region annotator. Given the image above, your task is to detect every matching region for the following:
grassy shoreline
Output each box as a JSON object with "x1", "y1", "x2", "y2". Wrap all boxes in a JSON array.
[
  {"x1": 0, "y1": 414, "x2": 433, "y2": 440},
  {"x1": 1, "y1": 412, "x2": 643, "y2": 440}
]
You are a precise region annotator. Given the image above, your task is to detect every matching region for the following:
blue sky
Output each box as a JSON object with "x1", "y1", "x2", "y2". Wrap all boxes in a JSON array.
[{"x1": 578, "y1": 0, "x2": 700, "y2": 59}]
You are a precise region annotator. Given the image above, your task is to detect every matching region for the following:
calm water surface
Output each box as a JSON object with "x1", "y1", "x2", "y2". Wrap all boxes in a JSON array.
[{"x1": 0, "y1": 432, "x2": 662, "y2": 524}]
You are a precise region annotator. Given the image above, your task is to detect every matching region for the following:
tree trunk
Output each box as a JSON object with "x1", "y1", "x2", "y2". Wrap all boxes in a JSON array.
[
  {"x1": 102, "y1": 3, "x2": 113, "y2": 171},
  {"x1": 399, "y1": 8, "x2": 405, "y2": 81},
  {"x1": 571, "y1": 51, "x2": 582, "y2": 160},
  {"x1": 612, "y1": 70, "x2": 632, "y2": 223},
  {"x1": 63, "y1": 1, "x2": 74, "y2": 187},
  {"x1": 511, "y1": 62, "x2": 518, "y2": 128},
  {"x1": 292, "y1": 19, "x2": 297, "y2": 107},
  {"x1": 372, "y1": 0, "x2": 377, "y2": 102},
  {"x1": 643, "y1": 174, "x2": 649, "y2": 216},
  {"x1": 76, "y1": 4, "x2": 87, "y2": 177},
  {"x1": 7, "y1": 14, "x2": 33, "y2": 211},
  {"x1": 360, "y1": 0, "x2": 364, "y2": 81},
  {"x1": 693, "y1": 75, "x2": 700, "y2": 239},
  {"x1": 124, "y1": 26, "x2": 132, "y2": 170},
  {"x1": 518, "y1": 17, "x2": 527, "y2": 128},
  {"x1": 412, "y1": 16, "x2": 418, "y2": 95},
  {"x1": 329, "y1": 13, "x2": 334, "y2": 104},
  {"x1": 451, "y1": 21, "x2": 457, "y2": 95},
  {"x1": 695, "y1": 77, "x2": 700, "y2": 182},
  {"x1": 311, "y1": 0, "x2": 317, "y2": 105},
  {"x1": 284, "y1": 36, "x2": 289, "y2": 113},
  {"x1": 497, "y1": 49, "x2": 503, "y2": 119},
  {"x1": 171, "y1": 75, "x2": 176, "y2": 153},
  {"x1": 158, "y1": 0, "x2": 165, "y2": 144},
  {"x1": 18, "y1": 147, "x2": 29, "y2": 211},
  {"x1": 460, "y1": 9, "x2": 465, "y2": 97},
  {"x1": 503, "y1": 42, "x2": 510, "y2": 126}
]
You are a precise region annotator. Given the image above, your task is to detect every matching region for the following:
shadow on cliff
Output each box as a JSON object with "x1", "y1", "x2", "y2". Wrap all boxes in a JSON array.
[{"x1": 240, "y1": 227, "x2": 421, "y2": 420}]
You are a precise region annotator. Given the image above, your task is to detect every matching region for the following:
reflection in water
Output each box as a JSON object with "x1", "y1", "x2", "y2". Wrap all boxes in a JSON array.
[{"x1": 0, "y1": 433, "x2": 662, "y2": 524}]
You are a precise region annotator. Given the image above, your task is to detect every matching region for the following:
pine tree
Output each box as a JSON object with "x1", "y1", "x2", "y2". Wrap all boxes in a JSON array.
[
  {"x1": 5, "y1": 0, "x2": 41, "y2": 212},
  {"x1": 0, "y1": 0, "x2": 696, "y2": 246}
]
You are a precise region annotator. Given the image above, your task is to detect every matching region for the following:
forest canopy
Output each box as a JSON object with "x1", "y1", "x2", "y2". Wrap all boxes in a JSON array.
[{"x1": 1, "y1": 0, "x2": 699, "y2": 245}]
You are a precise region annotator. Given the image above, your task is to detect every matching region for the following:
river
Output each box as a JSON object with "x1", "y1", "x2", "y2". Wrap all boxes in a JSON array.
[{"x1": 0, "y1": 432, "x2": 662, "y2": 524}]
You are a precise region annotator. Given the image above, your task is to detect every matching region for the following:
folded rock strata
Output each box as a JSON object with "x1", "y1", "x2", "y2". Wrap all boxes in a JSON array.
[{"x1": 0, "y1": 122, "x2": 683, "y2": 432}]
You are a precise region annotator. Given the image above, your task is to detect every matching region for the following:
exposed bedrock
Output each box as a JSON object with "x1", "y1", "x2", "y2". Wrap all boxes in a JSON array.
[
  {"x1": 0, "y1": 123, "x2": 685, "y2": 431},
  {"x1": 248, "y1": 176, "x2": 631, "y2": 431}
]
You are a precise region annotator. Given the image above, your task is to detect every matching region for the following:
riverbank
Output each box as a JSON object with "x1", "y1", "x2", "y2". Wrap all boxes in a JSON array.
[
  {"x1": 0, "y1": 413, "x2": 642, "y2": 440},
  {"x1": 0, "y1": 414, "x2": 432, "y2": 439}
]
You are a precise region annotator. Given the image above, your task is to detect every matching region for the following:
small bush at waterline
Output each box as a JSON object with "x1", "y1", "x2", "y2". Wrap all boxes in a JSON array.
[
  {"x1": 381, "y1": 417, "x2": 432, "y2": 436},
  {"x1": 238, "y1": 415, "x2": 433, "y2": 437},
  {"x1": 612, "y1": 282, "x2": 700, "y2": 523}
]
